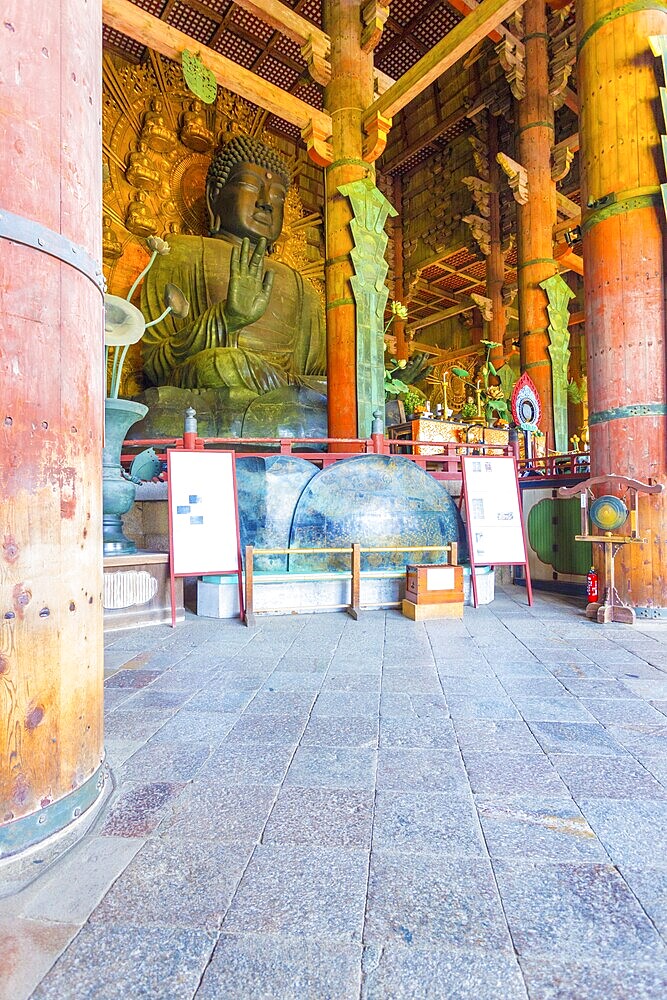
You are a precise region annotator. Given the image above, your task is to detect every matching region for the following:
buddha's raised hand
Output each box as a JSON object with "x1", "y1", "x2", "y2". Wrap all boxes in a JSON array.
[{"x1": 223, "y1": 237, "x2": 275, "y2": 347}]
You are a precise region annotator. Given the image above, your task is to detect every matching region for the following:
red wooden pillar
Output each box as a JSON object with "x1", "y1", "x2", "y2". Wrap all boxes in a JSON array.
[
  {"x1": 578, "y1": 0, "x2": 667, "y2": 611},
  {"x1": 516, "y1": 0, "x2": 557, "y2": 445},
  {"x1": 323, "y1": 0, "x2": 375, "y2": 445},
  {"x1": 0, "y1": 0, "x2": 105, "y2": 855}
]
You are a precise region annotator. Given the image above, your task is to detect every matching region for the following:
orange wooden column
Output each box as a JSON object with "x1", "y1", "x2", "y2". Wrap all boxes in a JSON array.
[
  {"x1": 578, "y1": 0, "x2": 667, "y2": 611},
  {"x1": 322, "y1": 0, "x2": 375, "y2": 444},
  {"x1": 516, "y1": 0, "x2": 557, "y2": 445},
  {"x1": 487, "y1": 113, "x2": 506, "y2": 366},
  {"x1": 0, "y1": 0, "x2": 105, "y2": 855}
]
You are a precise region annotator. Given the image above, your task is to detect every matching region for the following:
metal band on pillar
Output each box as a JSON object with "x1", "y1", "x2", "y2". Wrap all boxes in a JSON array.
[{"x1": 0, "y1": 208, "x2": 105, "y2": 294}]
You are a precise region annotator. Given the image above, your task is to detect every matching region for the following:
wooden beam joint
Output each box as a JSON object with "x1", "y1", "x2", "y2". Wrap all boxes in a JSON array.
[{"x1": 363, "y1": 111, "x2": 393, "y2": 163}]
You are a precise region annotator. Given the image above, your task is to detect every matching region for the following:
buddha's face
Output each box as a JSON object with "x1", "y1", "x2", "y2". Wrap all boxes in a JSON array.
[{"x1": 209, "y1": 162, "x2": 287, "y2": 246}]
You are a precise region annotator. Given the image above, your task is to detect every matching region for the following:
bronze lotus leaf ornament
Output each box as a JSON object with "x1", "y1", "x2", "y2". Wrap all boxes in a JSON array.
[
  {"x1": 104, "y1": 295, "x2": 146, "y2": 347},
  {"x1": 163, "y1": 283, "x2": 190, "y2": 319}
]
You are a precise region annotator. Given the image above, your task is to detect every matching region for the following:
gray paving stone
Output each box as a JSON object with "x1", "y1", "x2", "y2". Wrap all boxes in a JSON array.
[
  {"x1": 197, "y1": 934, "x2": 362, "y2": 1000},
  {"x1": 528, "y1": 721, "x2": 628, "y2": 757},
  {"x1": 462, "y1": 752, "x2": 568, "y2": 797},
  {"x1": 103, "y1": 689, "x2": 134, "y2": 711},
  {"x1": 361, "y1": 944, "x2": 528, "y2": 1000},
  {"x1": 186, "y1": 688, "x2": 256, "y2": 712},
  {"x1": 606, "y1": 724, "x2": 667, "y2": 758},
  {"x1": 119, "y1": 740, "x2": 212, "y2": 784},
  {"x1": 488, "y1": 660, "x2": 552, "y2": 678},
  {"x1": 104, "y1": 668, "x2": 163, "y2": 690},
  {"x1": 619, "y1": 678, "x2": 667, "y2": 700},
  {"x1": 226, "y1": 712, "x2": 307, "y2": 746},
  {"x1": 378, "y1": 714, "x2": 457, "y2": 749},
  {"x1": 149, "y1": 709, "x2": 240, "y2": 745},
  {"x1": 453, "y1": 719, "x2": 542, "y2": 754},
  {"x1": 379, "y1": 692, "x2": 448, "y2": 718},
  {"x1": 643, "y1": 756, "x2": 667, "y2": 786},
  {"x1": 364, "y1": 851, "x2": 513, "y2": 952},
  {"x1": 435, "y1": 660, "x2": 496, "y2": 678},
  {"x1": 372, "y1": 790, "x2": 485, "y2": 857},
  {"x1": 551, "y1": 754, "x2": 667, "y2": 800},
  {"x1": 511, "y1": 696, "x2": 595, "y2": 723},
  {"x1": 542, "y1": 661, "x2": 608, "y2": 680},
  {"x1": 104, "y1": 738, "x2": 145, "y2": 769},
  {"x1": 579, "y1": 698, "x2": 667, "y2": 726},
  {"x1": 262, "y1": 671, "x2": 326, "y2": 692},
  {"x1": 100, "y1": 781, "x2": 185, "y2": 838},
  {"x1": 519, "y1": 958, "x2": 667, "y2": 999},
  {"x1": 376, "y1": 748, "x2": 468, "y2": 793},
  {"x1": 0, "y1": 915, "x2": 79, "y2": 1000},
  {"x1": 559, "y1": 678, "x2": 640, "y2": 699},
  {"x1": 31, "y1": 924, "x2": 215, "y2": 1000},
  {"x1": 262, "y1": 788, "x2": 373, "y2": 848},
  {"x1": 498, "y1": 677, "x2": 569, "y2": 698},
  {"x1": 311, "y1": 692, "x2": 380, "y2": 718},
  {"x1": 494, "y1": 859, "x2": 667, "y2": 960},
  {"x1": 222, "y1": 845, "x2": 368, "y2": 941},
  {"x1": 301, "y1": 715, "x2": 378, "y2": 749},
  {"x1": 158, "y1": 783, "x2": 277, "y2": 843},
  {"x1": 285, "y1": 748, "x2": 377, "y2": 790},
  {"x1": 103, "y1": 707, "x2": 174, "y2": 742},
  {"x1": 577, "y1": 798, "x2": 667, "y2": 867},
  {"x1": 321, "y1": 671, "x2": 382, "y2": 693},
  {"x1": 440, "y1": 676, "x2": 508, "y2": 699},
  {"x1": 620, "y1": 866, "x2": 667, "y2": 938},
  {"x1": 476, "y1": 795, "x2": 609, "y2": 862},
  {"x1": 446, "y1": 695, "x2": 521, "y2": 720},
  {"x1": 381, "y1": 669, "x2": 442, "y2": 694},
  {"x1": 198, "y1": 744, "x2": 295, "y2": 786},
  {"x1": 90, "y1": 838, "x2": 252, "y2": 928}
]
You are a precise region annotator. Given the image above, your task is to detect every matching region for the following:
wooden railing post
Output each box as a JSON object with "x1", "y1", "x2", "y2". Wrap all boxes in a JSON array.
[
  {"x1": 244, "y1": 544, "x2": 256, "y2": 627},
  {"x1": 348, "y1": 542, "x2": 361, "y2": 620}
]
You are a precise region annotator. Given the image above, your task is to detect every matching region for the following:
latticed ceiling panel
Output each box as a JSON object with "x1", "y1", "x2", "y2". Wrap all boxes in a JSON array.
[
  {"x1": 167, "y1": 1, "x2": 218, "y2": 42},
  {"x1": 102, "y1": 25, "x2": 146, "y2": 61},
  {"x1": 229, "y1": 6, "x2": 276, "y2": 46},
  {"x1": 213, "y1": 30, "x2": 263, "y2": 68}
]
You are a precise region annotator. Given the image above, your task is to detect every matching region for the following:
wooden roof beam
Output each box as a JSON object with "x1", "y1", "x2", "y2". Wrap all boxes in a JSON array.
[
  {"x1": 101, "y1": 0, "x2": 332, "y2": 136},
  {"x1": 408, "y1": 300, "x2": 480, "y2": 333},
  {"x1": 364, "y1": 0, "x2": 527, "y2": 127},
  {"x1": 445, "y1": 0, "x2": 522, "y2": 47}
]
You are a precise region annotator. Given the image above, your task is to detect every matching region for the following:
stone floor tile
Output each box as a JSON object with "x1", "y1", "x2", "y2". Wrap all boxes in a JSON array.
[
  {"x1": 487, "y1": 661, "x2": 551, "y2": 679},
  {"x1": 643, "y1": 756, "x2": 667, "y2": 786},
  {"x1": 453, "y1": 719, "x2": 541, "y2": 754},
  {"x1": 285, "y1": 748, "x2": 377, "y2": 790},
  {"x1": 620, "y1": 866, "x2": 667, "y2": 938},
  {"x1": 100, "y1": 781, "x2": 185, "y2": 838},
  {"x1": 381, "y1": 670, "x2": 442, "y2": 694},
  {"x1": 311, "y1": 692, "x2": 380, "y2": 718},
  {"x1": 493, "y1": 859, "x2": 666, "y2": 961},
  {"x1": 121, "y1": 687, "x2": 196, "y2": 712},
  {"x1": 158, "y1": 783, "x2": 277, "y2": 843},
  {"x1": 0, "y1": 916, "x2": 79, "y2": 1000},
  {"x1": 446, "y1": 695, "x2": 521, "y2": 721},
  {"x1": 118, "y1": 740, "x2": 212, "y2": 784},
  {"x1": 476, "y1": 795, "x2": 608, "y2": 863},
  {"x1": 103, "y1": 707, "x2": 173, "y2": 742},
  {"x1": 577, "y1": 798, "x2": 667, "y2": 866},
  {"x1": 196, "y1": 934, "x2": 362, "y2": 1000},
  {"x1": 551, "y1": 754, "x2": 667, "y2": 800},
  {"x1": 225, "y1": 712, "x2": 308, "y2": 747},
  {"x1": 149, "y1": 709, "x2": 240, "y2": 745},
  {"x1": 518, "y1": 958, "x2": 667, "y2": 999},
  {"x1": 244, "y1": 690, "x2": 318, "y2": 714},
  {"x1": 605, "y1": 724, "x2": 667, "y2": 757},
  {"x1": 31, "y1": 924, "x2": 216, "y2": 1000},
  {"x1": 462, "y1": 752, "x2": 568, "y2": 797},
  {"x1": 17, "y1": 836, "x2": 143, "y2": 924},
  {"x1": 439, "y1": 676, "x2": 508, "y2": 699},
  {"x1": 222, "y1": 845, "x2": 368, "y2": 941},
  {"x1": 559, "y1": 678, "x2": 640, "y2": 699},
  {"x1": 301, "y1": 715, "x2": 378, "y2": 749},
  {"x1": 376, "y1": 747, "x2": 468, "y2": 793},
  {"x1": 379, "y1": 692, "x2": 448, "y2": 718},
  {"x1": 90, "y1": 838, "x2": 252, "y2": 928},
  {"x1": 104, "y1": 668, "x2": 163, "y2": 690},
  {"x1": 435, "y1": 660, "x2": 496, "y2": 678},
  {"x1": 262, "y1": 671, "x2": 326, "y2": 692},
  {"x1": 372, "y1": 790, "x2": 485, "y2": 857},
  {"x1": 103, "y1": 689, "x2": 134, "y2": 712},
  {"x1": 198, "y1": 744, "x2": 295, "y2": 786},
  {"x1": 511, "y1": 696, "x2": 595, "y2": 723},
  {"x1": 262, "y1": 788, "x2": 373, "y2": 848},
  {"x1": 361, "y1": 943, "x2": 528, "y2": 1000},
  {"x1": 378, "y1": 714, "x2": 457, "y2": 749},
  {"x1": 547, "y1": 661, "x2": 609, "y2": 680},
  {"x1": 186, "y1": 688, "x2": 256, "y2": 713},
  {"x1": 579, "y1": 698, "x2": 667, "y2": 727},
  {"x1": 364, "y1": 851, "x2": 512, "y2": 952},
  {"x1": 621, "y1": 678, "x2": 667, "y2": 700},
  {"x1": 498, "y1": 677, "x2": 569, "y2": 698},
  {"x1": 321, "y1": 671, "x2": 382, "y2": 693},
  {"x1": 528, "y1": 721, "x2": 628, "y2": 757},
  {"x1": 104, "y1": 738, "x2": 145, "y2": 769}
]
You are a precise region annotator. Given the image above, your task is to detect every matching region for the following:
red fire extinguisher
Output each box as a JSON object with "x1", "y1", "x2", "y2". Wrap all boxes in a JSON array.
[{"x1": 586, "y1": 566, "x2": 598, "y2": 604}]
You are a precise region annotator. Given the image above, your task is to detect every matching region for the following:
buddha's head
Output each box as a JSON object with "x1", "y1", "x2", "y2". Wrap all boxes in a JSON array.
[{"x1": 206, "y1": 135, "x2": 291, "y2": 249}]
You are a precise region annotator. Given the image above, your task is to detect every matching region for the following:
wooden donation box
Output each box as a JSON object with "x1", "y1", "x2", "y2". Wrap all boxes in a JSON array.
[{"x1": 402, "y1": 563, "x2": 464, "y2": 621}]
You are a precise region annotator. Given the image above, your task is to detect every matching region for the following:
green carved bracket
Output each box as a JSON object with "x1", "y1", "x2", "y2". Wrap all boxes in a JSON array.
[
  {"x1": 539, "y1": 273, "x2": 575, "y2": 454},
  {"x1": 338, "y1": 178, "x2": 398, "y2": 438},
  {"x1": 650, "y1": 35, "x2": 667, "y2": 225}
]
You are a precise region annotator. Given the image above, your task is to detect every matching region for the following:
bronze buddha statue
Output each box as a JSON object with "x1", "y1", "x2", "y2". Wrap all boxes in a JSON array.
[{"x1": 140, "y1": 135, "x2": 326, "y2": 402}]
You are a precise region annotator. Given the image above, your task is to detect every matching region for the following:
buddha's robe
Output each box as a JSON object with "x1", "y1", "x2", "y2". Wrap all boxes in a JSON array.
[{"x1": 141, "y1": 235, "x2": 326, "y2": 393}]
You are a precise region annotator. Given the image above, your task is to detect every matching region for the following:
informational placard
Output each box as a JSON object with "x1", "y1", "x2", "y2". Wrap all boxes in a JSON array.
[
  {"x1": 167, "y1": 449, "x2": 244, "y2": 624},
  {"x1": 461, "y1": 454, "x2": 532, "y2": 606}
]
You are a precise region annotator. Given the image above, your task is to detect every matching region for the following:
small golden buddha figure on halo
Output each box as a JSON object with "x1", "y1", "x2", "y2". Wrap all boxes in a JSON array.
[
  {"x1": 180, "y1": 99, "x2": 214, "y2": 153},
  {"x1": 125, "y1": 190, "x2": 158, "y2": 237},
  {"x1": 125, "y1": 140, "x2": 161, "y2": 192},
  {"x1": 102, "y1": 214, "x2": 123, "y2": 261},
  {"x1": 140, "y1": 98, "x2": 176, "y2": 154}
]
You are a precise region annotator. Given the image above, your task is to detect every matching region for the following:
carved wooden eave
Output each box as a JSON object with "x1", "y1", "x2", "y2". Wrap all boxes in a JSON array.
[
  {"x1": 495, "y1": 35, "x2": 526, "y2": 100},
  {"x1": 462, "y1": 176, "x2": 492, "y2": 218},
  {"x1": 496, "y1": 152, "x2": 529, "y2": 205},
  {"x1": 471, "y1": 292, "x2": 493, "y2": 321},
  {"x1": 552, "y1": 144, "x2": 575, "y2": 182},
  {"x1": 549, "y1": 19, "x2": 577, "y2": 110},
  {"x1": 361, "y1": 0, "x2": 391, "y2": 54},
  {"x1": 469, "y1": 135, "x2": 490, "y2": 181},
  {"x1": 363, "y1": 111, "x2": 393, "y2": 163},
  {"x1": 102, "y1": 0, "x2": 333, "y2": 164},
  {"x1": 462, "y1": 214, "x2": 492, "y2": 255}
]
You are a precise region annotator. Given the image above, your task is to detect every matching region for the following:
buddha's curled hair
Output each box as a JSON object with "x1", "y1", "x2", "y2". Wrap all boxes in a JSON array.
[{"x1": 207, "y1": 135, "x2": 291, "y2": 197}]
